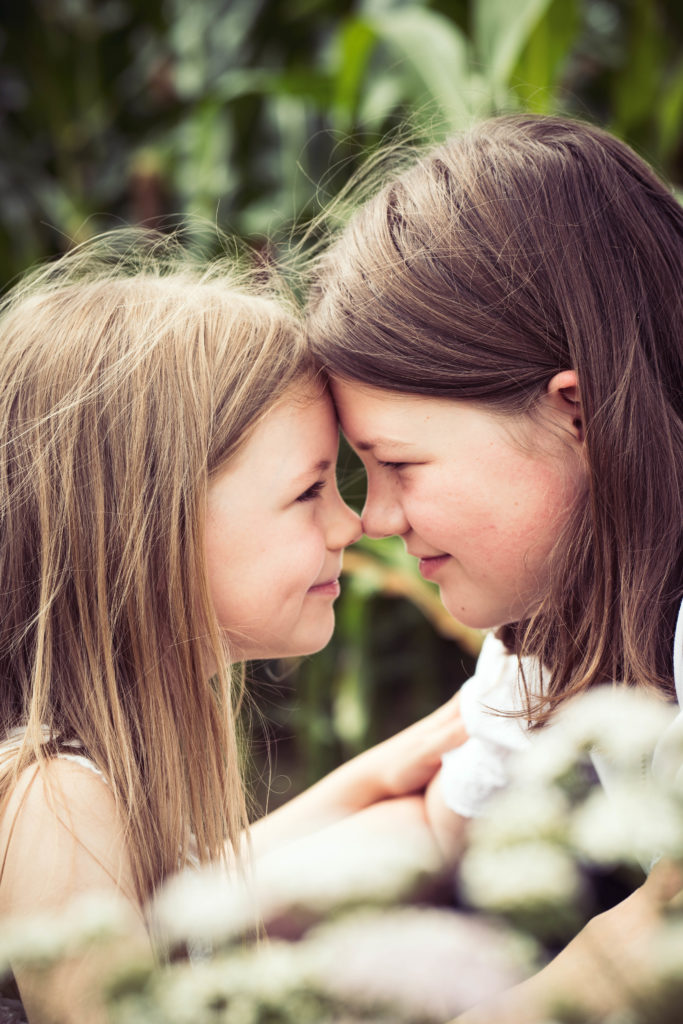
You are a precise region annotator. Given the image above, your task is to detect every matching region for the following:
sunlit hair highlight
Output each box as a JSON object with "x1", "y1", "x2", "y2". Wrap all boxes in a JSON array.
[
  {"x1": 0, "y1": 231, "x2": 314, "y2": 902},
  {"x1": 307, "y1": 114, "x2": 683, "y2": 722}
]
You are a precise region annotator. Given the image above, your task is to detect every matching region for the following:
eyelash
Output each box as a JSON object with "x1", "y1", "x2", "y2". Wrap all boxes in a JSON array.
[
  {"x1": 296, "y1": 480, "x2": 325, "y2": 502},
  {"x1": 378, "y1": 460, "x2": 406, "y2": 471}
]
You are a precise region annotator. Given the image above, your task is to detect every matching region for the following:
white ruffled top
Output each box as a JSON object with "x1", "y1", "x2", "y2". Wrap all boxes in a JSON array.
[{"x1": 440, "y1": 598, "x2": 683, "y2": 818}]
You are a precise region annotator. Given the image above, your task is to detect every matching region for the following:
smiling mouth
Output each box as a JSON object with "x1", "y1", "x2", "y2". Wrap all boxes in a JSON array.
[
  {"x1": 418, "y1": 554, "x2": 451, "y2": 580},
  {"x1": 308, "y1": 578, "x2": 341, "y2": 596}
]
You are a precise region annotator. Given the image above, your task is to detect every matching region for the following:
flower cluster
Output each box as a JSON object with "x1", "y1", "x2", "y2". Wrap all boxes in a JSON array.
[
  {"x1": 4, "y1": 687, "x2": 683, "y2": 1023},
  {"x1": 459, "y1": 686, "x2": 683, "y2": 1023},
  {"x1": 0, "y1": 829, "x2": 531, "y2": 1024},
  {"x1": 0, "y1": 892, "x2": 132, "y2": 974}
]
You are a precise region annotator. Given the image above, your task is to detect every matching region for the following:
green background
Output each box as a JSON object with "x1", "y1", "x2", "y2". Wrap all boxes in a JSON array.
[{"x1": 2, "y1": 0, "x2": 682, "y2": 811}]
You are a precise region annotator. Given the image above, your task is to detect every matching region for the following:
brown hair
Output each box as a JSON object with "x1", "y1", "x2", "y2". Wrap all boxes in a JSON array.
[
  {"x1": 307, "y1": 114, "x2": 683, "y2": 722},
  {"x1": 0, "y1": 231, "x2": 313, "y2": 902}
]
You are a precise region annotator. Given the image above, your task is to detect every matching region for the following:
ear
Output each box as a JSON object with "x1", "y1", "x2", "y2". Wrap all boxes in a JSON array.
[{"x1": 545, "y1": 370, "x2": 584, "y2": 443}]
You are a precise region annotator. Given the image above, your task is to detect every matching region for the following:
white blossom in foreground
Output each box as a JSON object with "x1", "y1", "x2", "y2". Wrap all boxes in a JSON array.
[
  {"x1": 512, "y1": 723, "x2": 590, "y2": 788},
  {"x1": 151, "y1": 866, "x2": 256, "y2": 950},
  {"x1": 469, "y1": 785, "x2": 570, "y2": 850},
  {"x1": 250, "y1": 825, "x2": 441, "y2": 913},
  {"x1": 305, "y1": 906, "x2": 534, "y2": 1021},
  {"x1": 152, "y1": 826, "x2": 441, "y2": 952},
  {"x1": 0, "y1": 891, "x2": 133, "y2": 972},
  {"x1": 512, "y1": 687, "x2": 677, "y2": 798},
  {"x1": 140, "y1": 907, "x2": 534, "y2": 1024},
  {"x1": 460, "y1": 841, "x2": 584, "y2": 915},
  {"x1": 551, "y1": 686, "x2": 676, "y2": 769},
  {"x1": 570, "y1": 782, "x2": 683, "y2": 868},
  {"x1": 150, "y1": 945, "x2": 316, "y2": 1024}
]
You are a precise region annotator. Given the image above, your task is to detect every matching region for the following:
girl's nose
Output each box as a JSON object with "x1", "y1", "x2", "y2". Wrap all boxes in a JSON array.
[
  {"x1": 328, "y1": 494, "x2": 362, "y2": 551},
  {"x1": 361, "y1": 488, "x2": 409, "y2": 539}
]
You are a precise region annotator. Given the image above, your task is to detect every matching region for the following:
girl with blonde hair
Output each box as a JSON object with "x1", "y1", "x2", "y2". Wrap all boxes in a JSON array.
[
  {"x1": 0, "y1": 234, "x2": 464, "y2": 1023},
  {"x1": 306, "y1": 114, "x2": 683, "y2": 1020}
]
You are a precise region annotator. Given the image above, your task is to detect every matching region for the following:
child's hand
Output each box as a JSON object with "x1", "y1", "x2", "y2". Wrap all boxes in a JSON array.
[{"x1": 358, "y1": 692, "x2": 468, "y2": 799}]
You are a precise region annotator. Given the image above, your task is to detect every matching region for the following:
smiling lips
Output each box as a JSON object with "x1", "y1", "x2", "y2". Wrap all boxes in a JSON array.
[
  {"x1": 308, "y1": 577, "x2": 341, "y2": 597},
  {"x1": 417, "y1": 554, "x2": 451, "y2": 580},
  {"x1": 309, "y1": 551, "x2": 451, "y2": 594}
]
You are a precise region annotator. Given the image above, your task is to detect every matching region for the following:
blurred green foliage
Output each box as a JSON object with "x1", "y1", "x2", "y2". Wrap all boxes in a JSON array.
[
  {"x1": 1, "y1": 0, "x2": 681, "y2": 284},
  {"x1": 1, "y1": 0, "x2": 681, "y2": 807}
]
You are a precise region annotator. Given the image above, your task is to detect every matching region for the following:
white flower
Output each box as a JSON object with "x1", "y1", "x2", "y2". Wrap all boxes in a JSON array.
[
  {"x1": 512, "y1": 725, "x2": 590, "y2": 787},
  {"x1": 250, "y1": 826, "x2": 441, "y2": 917},
  {"x1": 0, "y1": 891, "x2": 133, "y2": 969},
  {"x1": 470, "y1": 785, "x2": 571, "y2": 849},
  {"x1": 152, "y1": 945, "x2": 311, "y2": 1024},
  {"x1": 571, "y1": 782, "x2": 683, "y2": 867},
  {"x1": 60, "y1": 891, "x2": 134, "y2": 946},
  {"x1": 304, "y1": 906, "x2": 534, "y2": 1021},
  {"x1": 152, "y1": 827, "x2": 441, "y2": 953},
  {"x1": 0, "y1": 917, "x2": 68, "y2": 968},
  {"x1": 555, "y1": 687, "x2": 676, "y2": 768},
  {"x1": 460, "y1": 841, "x2": 584, "y2": 913},
  {"x1": 147, "y1": 903, "x2": 534, "y2": 1023},
  {"x1": 151, "y1": 867, "x2": 256, "y2": 950}
]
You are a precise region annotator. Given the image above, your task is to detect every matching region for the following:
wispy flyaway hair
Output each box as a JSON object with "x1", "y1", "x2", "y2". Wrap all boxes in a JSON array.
[
  {"x1": 0, "y1": 231, "x2": 313, "y2": 902},
  {"x1": 307, "y1": 114, "x2": 683, "y2": 720}
]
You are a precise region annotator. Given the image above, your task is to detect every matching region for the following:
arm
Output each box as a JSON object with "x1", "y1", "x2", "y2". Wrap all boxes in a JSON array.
[
  {"x1": 0, "y1": 761, "x2": 150, "y2": 1024},
  {"x1": 424, "y1": 768, "x2": 470, "y2": 867},
  {"x1": 452, "y1": 860, "x2": 683, "y2": 1024},
  {"x1": 248, "y1": 691, "x2": 468, "y2": 857}
]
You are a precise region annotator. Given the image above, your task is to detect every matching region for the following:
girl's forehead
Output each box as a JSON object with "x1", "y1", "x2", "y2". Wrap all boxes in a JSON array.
[
  {"x1": 331, "y1": 379, "x2": 448, "y2": 429},
  {"x1": 249, "y1": 384, "x2": 337, "y2": 458},
  {"x1": 330, "y1": 378, "x2": 548, "y2": 462},
  {"x1": 332, "y1": 378, "x2": 414, "y2": 411}
]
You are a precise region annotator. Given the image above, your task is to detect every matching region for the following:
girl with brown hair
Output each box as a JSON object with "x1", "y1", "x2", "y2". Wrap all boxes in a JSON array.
[
  {"x1": 0, "y1": 234, "x2": 464, "y2": 1024},
  {"x1": 306, "y1": 114, "x2": 683, "y2": 1020}
]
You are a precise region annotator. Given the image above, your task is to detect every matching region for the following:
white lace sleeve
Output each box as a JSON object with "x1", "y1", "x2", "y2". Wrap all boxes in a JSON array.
[{"x1": 440, "y1": 633, "x2": 533, "y2": 817}]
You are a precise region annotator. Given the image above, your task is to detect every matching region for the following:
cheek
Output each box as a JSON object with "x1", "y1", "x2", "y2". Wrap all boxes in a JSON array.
[
  {"x1": 499, "y1": 464, "x2": 585, "y2": 568},
  {"x1": 273, "y1": 518, "x2": 328, "y2": 592},
  {"x1": 402, "y1": 480, "x2": 468, "y2": 540},
  {"x1": 300, "y1": 526, "x2": 328, "y2": 578}
]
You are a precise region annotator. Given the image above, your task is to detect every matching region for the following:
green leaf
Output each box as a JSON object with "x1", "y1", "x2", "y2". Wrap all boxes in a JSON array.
[
  {"x1": 657, "y1": 58, "x2": 683, "y2": 163},
  {"x1": 368, "y1": 5, "x2": 474, "y2": 131},
  {"x1": 474, "y1": 0, "x2": 556, "y2": 100},
  {"x1": 356, "y1": 71, "x2": 408, "y2": 128},
  {"x1": 510, "y1": 0, "x2": 580, "y2": 113},
  {"x1": 331, "y1": 17, "x2": 377, "y2": 130},
  {"x1": 611, "y1": 0, "x2": 665, "y2": 137}
]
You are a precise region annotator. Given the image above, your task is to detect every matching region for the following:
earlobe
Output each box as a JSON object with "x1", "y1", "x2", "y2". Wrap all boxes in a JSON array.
[{"x1": 546, "y1": 370, "x2": 584, "y2": 443}]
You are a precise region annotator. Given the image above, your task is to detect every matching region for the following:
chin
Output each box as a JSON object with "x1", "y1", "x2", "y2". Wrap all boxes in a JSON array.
[
  {"x1": 440, "y1": 593, "x2": 501, "y2": 632},
  {"x1": 277, "y1": 619, "x2": 337, "y2": 660},
  {"x1": 294, "y1": 629, "x2": 336, "y2": 658}
]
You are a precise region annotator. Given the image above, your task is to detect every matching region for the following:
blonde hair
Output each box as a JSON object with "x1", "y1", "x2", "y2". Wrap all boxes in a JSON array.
[{"x1": 0, "y1": 231, "x2": 314, "y2": 902}]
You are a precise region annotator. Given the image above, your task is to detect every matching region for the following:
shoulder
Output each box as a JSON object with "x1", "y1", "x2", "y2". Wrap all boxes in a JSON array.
[{"x1": 0, "y1": 758, "x2": 138, "y2": 918}]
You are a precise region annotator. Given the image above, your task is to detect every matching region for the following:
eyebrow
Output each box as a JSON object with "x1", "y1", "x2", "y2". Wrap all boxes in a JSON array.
[
  {"x1": 292, "y1": 459, "x2": 332, "y2": 483},
  {"x1": 354, "y1": 438, "x2": 416, "y2": 452}
]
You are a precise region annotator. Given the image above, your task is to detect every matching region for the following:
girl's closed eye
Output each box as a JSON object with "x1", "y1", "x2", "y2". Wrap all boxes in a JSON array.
[
  {"x1": 378, "y1": 460, "x2": 407, "y2": 471},
  {"x1": 296, "y1": 479, "x2": 325, "y2": 502}
]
